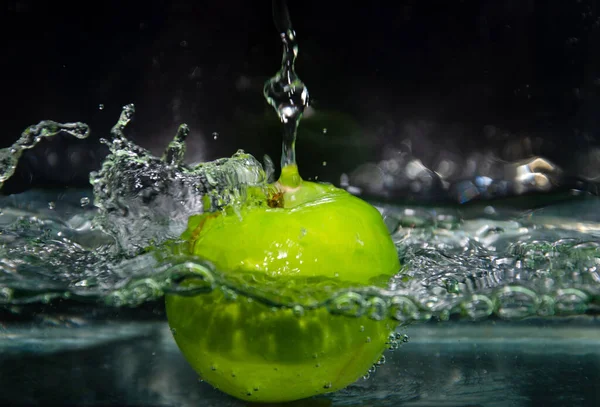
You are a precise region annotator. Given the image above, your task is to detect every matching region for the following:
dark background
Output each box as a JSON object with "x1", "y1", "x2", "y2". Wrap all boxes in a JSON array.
[{"x1": 2, "y1": 0, "x2": 600, "y2": 194}]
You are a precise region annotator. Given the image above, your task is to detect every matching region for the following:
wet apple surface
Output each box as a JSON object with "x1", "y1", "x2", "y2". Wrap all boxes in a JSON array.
[{"x1": 165, "y1": 166, "x2": 400, "y2": 402}]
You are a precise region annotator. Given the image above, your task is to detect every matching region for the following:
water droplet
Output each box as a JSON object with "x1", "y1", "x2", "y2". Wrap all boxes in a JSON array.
[
  {"x1": 365, "y1": 336, "x2": 371, "y2": 343},
  {"x1": 98, "y1": 104, "x2": 104, "y2": 110},
  {"x1": 180, "y1": 40, "x2": 188, "y2": 47},
  {"x1": 48, "y1": 202, "x2": 56, "y2": 210},
  {"x1": 323, "y1": 382, "x2": 332, "y2": 389},
  {"x1": 80, "y1": 197, "x2": 90, "y2": 207},
  {"x1": 210, "y1": 365, "x2": 217, "y2": 371},
  {"x1": 212, "y1": 132, "x2": 219, "y2": 140},
  {"x1": 362, "y1": 373, "x2": 370, "y2": 380},
  {"x1": 322, "y1": 161, "x2": 327, "y2": 166},
  {"x1": 170, "y1": 328, "x2": 177, "y2": 336},
  {"x1": 340, "y1": 173, "x2": 349, "y2": 187},
  {"x1": 359, "y1": 325, "x2": 365, "y2": 332},
  {"x1": 322, "y1": 128, "x2": 328, "y2": 134}
]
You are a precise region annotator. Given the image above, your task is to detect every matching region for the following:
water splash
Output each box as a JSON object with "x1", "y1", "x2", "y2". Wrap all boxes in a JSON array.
[
  {"x1": 89, "y1": 105, "x2": 268, "y2": 254},
  {"x1": 0, "y1": 105, "x2": 598, "y2": 321},
  {"x1": 0, "y1": 121, "x2": 90, "y2": 188},
  {"x1": 2, "y1": 174, "x2": 600, "y2": 321},
  {"x1": 263, "y1": 0, "x2": 309, "y2": 176}
]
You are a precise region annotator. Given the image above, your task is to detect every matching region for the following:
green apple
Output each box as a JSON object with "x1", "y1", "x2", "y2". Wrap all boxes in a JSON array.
[{"x1": 165, "y1": 165, "x2": 399, "y2": 402}]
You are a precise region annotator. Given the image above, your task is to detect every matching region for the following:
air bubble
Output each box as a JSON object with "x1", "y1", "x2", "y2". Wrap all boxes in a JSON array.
[
  {"x1": 366, "y1": 296, "x2": 388, "y2": 321},
  {"x1": 222, "y1": 286, "x2": 238, "y2": 301},
  {"x1": 327, "y1": 292, "x2": 366, "y2": 317},
  {"x1": 388, "y1": 296, "x2": 419, "y2": 323},
  {"x1": 80, "y1": 197, "x2": 90, "y2": 207},
  {"x1": 461, "y1": 295, "x2": 494, "y2": 319},
  {"x1": 48, "y1": 202, "x2": 56, "y2": 210},
  {"x1": 0, "y1": 287, "x2": 14, "y2": 302},
  {"x1": 292, "y1": 304, "x2": 304, "y2": 317}
]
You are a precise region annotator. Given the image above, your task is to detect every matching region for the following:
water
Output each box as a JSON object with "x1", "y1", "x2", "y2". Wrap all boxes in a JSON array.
[
  {"x1": 2, "y1": 118, "x2": 600, "y2": 406},
  {"x1": 0, "y1": 0, "x2": 594, "y2": 323},
  {"x1": 263, "y1": 0, "x2": 309, "y2": 171},
  {"x1": 1, "y1": 169, "x2": 599, "y2": 318},
  {"x1": 1, "y1": 186, "x2": 600, "y2": 406},
  {"x1": 2, "y1": 1, "x2": 600, "y2": 405}
]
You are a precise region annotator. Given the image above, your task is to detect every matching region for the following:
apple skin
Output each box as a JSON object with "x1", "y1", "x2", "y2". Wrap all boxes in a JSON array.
[{"x1": 165, "y1": 179, "x2": 399, "y2": 402}]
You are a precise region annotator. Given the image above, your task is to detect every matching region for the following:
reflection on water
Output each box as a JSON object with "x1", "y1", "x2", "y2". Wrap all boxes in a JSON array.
[{"x1": 1, "y1": 318, "x2": 599, "y2": 406}]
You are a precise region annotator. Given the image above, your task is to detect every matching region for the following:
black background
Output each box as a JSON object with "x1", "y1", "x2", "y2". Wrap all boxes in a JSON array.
[{"x1": 2, "y1": 0, "x2": 600, "y2": 192}]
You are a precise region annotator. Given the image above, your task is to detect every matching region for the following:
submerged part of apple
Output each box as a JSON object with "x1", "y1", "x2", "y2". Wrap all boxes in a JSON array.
[{"x1": 166, "y1": 164, "x2": 400, "y2": 402}]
